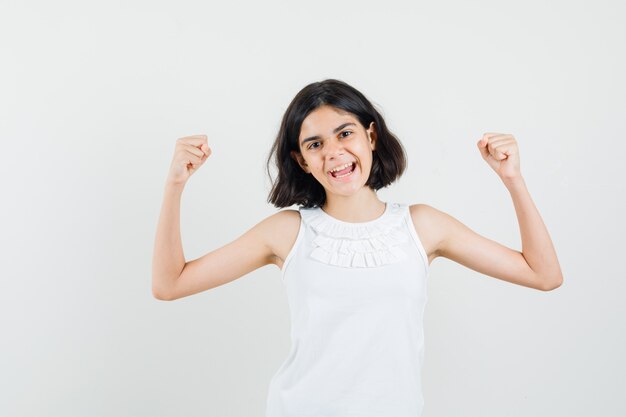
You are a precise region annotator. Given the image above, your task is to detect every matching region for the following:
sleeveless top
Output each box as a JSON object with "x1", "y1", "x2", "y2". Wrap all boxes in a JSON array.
[{"x1": 265, "y1": 202, "x2": 430, "y2": 417}]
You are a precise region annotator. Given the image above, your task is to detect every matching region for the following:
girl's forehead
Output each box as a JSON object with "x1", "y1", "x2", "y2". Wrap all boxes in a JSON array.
[{"x1": 301, "y1": 108, "x2": 358, "y2": 132}]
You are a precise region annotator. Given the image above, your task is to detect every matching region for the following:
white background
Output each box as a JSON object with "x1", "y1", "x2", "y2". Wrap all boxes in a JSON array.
[{"x1": 1, "y1": 0, "x2": 625, "y2": 416}]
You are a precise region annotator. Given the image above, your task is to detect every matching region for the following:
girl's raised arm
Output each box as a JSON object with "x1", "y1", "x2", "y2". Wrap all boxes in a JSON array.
[
  {"x1": 151, "y1": 135, "x2": 280, "y2": 301},
  {"x1": 420, "y1": 133, "x2": 563, "y2": 291}
]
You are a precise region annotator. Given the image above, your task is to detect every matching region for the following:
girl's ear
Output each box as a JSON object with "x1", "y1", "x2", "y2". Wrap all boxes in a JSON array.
[
  {"x1": 290, "y1": 150, "x2": 309, "y2": 173},
  {"x1": 368, "y1": 122, "x2": 378, "y2": 151}
]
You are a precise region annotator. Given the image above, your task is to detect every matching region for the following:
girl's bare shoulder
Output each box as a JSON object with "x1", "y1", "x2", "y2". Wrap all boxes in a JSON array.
[
  {"x1": 408, "y1": 203, "x2": 444, "y2": 265},
  {"x1": 263, "y1": 208, "x2": 302, "y2": 269}
]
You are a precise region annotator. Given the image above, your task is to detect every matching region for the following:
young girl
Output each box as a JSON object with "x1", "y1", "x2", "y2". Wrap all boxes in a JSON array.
[{"x1": 152, "y1": 79, "x2": 563, "y2": 417}]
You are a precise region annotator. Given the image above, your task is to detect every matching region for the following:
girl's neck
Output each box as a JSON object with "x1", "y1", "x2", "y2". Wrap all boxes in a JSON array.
[{"x1": 321, "y1": 189, "x2": 386, "y2": 223}]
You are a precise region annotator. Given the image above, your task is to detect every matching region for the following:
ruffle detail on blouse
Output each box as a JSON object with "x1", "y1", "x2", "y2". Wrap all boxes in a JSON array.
[{"x1": 300, "y1": 203, "x2": 409, "y2": 268}]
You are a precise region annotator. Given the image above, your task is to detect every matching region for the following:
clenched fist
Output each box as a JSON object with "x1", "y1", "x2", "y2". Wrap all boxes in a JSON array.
[
  {"x1": 477, "y1": 132, "x2": 521, "y2": 182},
  {"x1": 166, "y1": 134, "x2": 211, "y2": 186}
]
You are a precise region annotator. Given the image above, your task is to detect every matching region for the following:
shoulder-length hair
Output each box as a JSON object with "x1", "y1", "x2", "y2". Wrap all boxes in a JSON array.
[{"x1": 266, "y1": 78, "x2": 407, "y2": 208}]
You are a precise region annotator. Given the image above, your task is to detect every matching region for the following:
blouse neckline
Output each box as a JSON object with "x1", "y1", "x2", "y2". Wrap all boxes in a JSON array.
[
  {"x1": 317, "y1": 202, "x2": 390, "y2": 226},
  {"x1": 299, "y1": 202, "x2": 409, "y2": 268}
]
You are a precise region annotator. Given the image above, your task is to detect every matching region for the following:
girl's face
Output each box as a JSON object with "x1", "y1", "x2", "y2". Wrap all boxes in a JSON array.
[{"x1": 292, "y1": 105, "x2": 377, "y2": 197}]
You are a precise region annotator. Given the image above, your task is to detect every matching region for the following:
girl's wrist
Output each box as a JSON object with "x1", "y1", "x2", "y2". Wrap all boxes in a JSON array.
[
  {"x1": 164, "y1": 180, "x2": 186, "y2": 193},
  {"x1": 503, "y1": 175, "x2": 526, "y2": 191}
]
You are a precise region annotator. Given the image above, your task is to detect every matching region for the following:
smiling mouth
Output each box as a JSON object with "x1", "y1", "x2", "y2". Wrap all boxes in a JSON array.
[{"x1": 329, "y1": 162, "x2": 356, "y2": 179}]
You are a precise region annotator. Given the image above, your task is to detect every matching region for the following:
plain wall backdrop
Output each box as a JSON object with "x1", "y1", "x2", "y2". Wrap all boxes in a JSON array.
[{"x1": 1, "y1": 0, "x2": 625, "y2": 416}]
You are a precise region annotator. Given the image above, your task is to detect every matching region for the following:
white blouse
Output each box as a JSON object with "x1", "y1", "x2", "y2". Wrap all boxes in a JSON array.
[{"x1": 265, "y1": 202, "x2": 430, "y2": 417}]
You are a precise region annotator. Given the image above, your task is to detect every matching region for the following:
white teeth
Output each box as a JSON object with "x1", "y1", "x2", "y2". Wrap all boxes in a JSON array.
[
  {"x1": 329, "y1": 162, "x2": 353, "y2": 173},
  {"x1": 334, "y1": 169, "x2": 354, "y2": 178}
]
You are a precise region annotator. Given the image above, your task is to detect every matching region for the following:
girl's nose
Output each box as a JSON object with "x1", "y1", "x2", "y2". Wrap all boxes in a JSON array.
[{"x1": 325, "y1": 139, "x2": 345, "y2": 157}]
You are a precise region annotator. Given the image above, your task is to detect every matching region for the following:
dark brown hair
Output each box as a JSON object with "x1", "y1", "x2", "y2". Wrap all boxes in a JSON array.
[{"x1": 266, "y1": 78, "x2": 407, "y2": 208}]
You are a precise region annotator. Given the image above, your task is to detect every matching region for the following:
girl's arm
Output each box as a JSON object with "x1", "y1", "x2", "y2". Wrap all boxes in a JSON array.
[
  {"x1": 419, "y1": 175, "x2": 563, "y2": 291},
  {"x1": 417, "y1": 133, "x2": 563, "y2": 291},
  {"x1": 151, "y1": 134, "x2": 278, "y2": 301},
  {"x1": 161, "y1": 211, "x2": 283, "y2": 301}
]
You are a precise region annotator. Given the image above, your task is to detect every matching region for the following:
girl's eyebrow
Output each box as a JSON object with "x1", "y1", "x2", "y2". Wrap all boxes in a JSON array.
[{"x1": 300, "y1": 122, "x2": 356, "y2": 146}]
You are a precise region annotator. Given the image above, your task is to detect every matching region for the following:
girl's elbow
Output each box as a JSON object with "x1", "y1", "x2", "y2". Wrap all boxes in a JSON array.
[
  {"x1": 542, "y1": 276, "x2": 564, "y2": 291},
  {"x1": 152, "y1": 284, "x2": 174, "y2": 301}
]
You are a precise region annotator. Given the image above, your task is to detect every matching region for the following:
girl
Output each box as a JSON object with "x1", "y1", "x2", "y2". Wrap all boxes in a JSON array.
[{"x1": 152, "y1": 78, "x2": 563, "y2": 417}]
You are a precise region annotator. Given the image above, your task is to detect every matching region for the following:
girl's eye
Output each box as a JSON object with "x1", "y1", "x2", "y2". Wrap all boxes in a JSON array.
[{"x1": 307, "y1": 131, "x2": 351, "y2": 150}]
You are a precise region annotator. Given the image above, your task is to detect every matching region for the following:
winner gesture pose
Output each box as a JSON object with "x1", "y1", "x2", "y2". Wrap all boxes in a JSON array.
[{"x1": 152, "y1": 79, "x2": 563, "y2": 417}]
